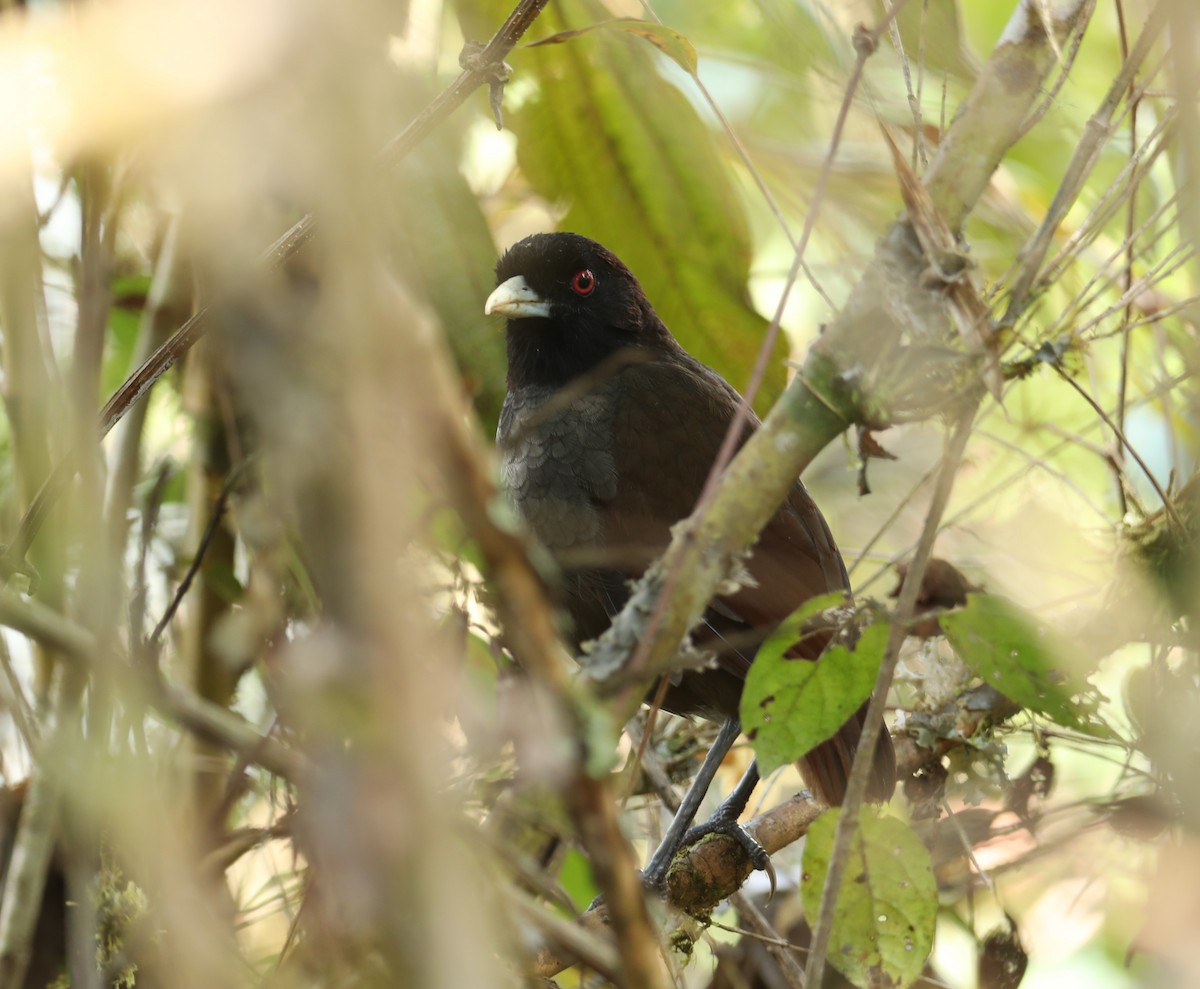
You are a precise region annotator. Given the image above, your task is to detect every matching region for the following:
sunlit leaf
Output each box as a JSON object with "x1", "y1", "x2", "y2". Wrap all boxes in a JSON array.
[
  {"x1": 103, "y1": 273, "x2": 152, "y2": 400},
  {"x1": 941, "y1": 593, "x2": 1088, "y2": 730},
  {"x1": 741, "y1": 608, "x2": 884, "y2": 776},
  {"x1": 802, "y1": 808, "x2": 937, "y2": 989},
  {"x1": 558, "y1": 848, "x2": 599, "y2": 913}
]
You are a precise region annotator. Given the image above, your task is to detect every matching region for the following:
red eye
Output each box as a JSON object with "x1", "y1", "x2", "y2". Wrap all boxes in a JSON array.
[{"x1": 571, "y1": 269, "x2": 596, "y2": 297}]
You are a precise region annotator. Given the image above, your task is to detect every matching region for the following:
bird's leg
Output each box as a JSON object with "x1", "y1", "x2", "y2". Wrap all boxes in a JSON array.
[
  {"x1": 642, "y1": 718, "x2": 741, "y2": 888},
  {"x1": 642, "y1": 719, "x2": 774, "y2": 895},
  {"x1": 679, "y1": 761, "x2": 774, "y2": 894}
]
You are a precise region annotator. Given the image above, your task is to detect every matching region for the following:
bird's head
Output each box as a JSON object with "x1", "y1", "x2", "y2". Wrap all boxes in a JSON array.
[{"x1": 486, "y1": 232, "x2": 674, "y2": 388}]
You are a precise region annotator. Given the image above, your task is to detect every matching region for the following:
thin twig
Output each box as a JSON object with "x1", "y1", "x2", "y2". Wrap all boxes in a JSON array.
[
  {"x1": 1054, "y1": 369, "x2": 1185, "y2": 532},
  {"x1": 105, "y1": 217, "x2": 183, "y2": 553},
  {"x1": 0, "y1": 679, "x2": 69, "y2": 989},
  {"x1": 1013, "y1": 0, "x2": 1094, "y2": 142},
  {"x1": 0, "y1": 634, "x2": 38, "y2": 758},
  {"x1": 0, "y1": 586, "x2": 304, "y2": 781},
  {"x1": 729, "y1": 891, "x2": 806, "y2": 989},
  {"x1": 634, "y1": 0, "x2": 837, "y2": 305},
  {"x1": 1027, "y1": 156, "x2": 1177, "y2": 333},
  {"x1": 850, "y1": 366, "x2": 1192, "y2": 601},
  {"x1": 698, "y1": 7, "x2": 908, "y2": 499},
  {"x1": 1017, "y1": 105, "x2": 1171, "y2": 297},
  {"x1": 1003, "y1": 1, "x2": 1169, "y2": 321},
  {"x1": 1114, "y1": 0, "x2": 1142, "y2": 518},
  {"x1": 915, "y1": 0, "x2": 929, "y2": 169},
  {"x1": 1045, "y1": 241, "x2": 1193, "y2": 345},
  {"x1": 846, "y1": 461, "x2": 939, "y2": 578},
  {"x1": 148, "y1": 463, "x2": 247, "y2": 646},
  {"x1": 804, "y1": 405, "x2": 976, "y2": 988},
  {"x1": 130, "y1": 460, "x2": 175, "y2": 661},
  {"x1": 885, "y1": 0, "x2": 923, "y2": 170}
]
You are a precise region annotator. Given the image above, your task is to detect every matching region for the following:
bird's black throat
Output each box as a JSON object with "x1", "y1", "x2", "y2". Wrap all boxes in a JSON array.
[{"x1": 504, "y1": 318, "x2": 654, "y2": 392}]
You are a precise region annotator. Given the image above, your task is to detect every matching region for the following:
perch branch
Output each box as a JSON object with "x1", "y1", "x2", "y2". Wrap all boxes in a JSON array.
[{"x1": 531, "y1": 682, "x2": 1019, "y2": 977}]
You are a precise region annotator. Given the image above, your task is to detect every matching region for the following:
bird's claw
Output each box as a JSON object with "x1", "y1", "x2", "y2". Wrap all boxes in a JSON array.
[{"x1": 682, "y1": 817, "x2": 777, "y2": 902}]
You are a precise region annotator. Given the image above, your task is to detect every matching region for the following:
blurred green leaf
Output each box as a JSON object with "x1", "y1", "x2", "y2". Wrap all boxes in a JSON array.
[
  {"x1": 873, "y1": 0, "x2": 980, "y2": 82},
  {"x1": 941, "y1": 594, "x2": 1088, "y2": 730},
  {"x1": 429, "y1": 503, "x2": 488, "y2": 574},
  {"x1": 103, "y1": 273, "x2": 152, "y2": 399},
  {"x1": 801, "y1": 808, "x2": 937, "y2": 989},
  {"x1": 511, "y1": 0, "x2": 783, "y2": 410},
  {"x1": 391, "y1": 122, "x2": 507, "y2": 429},
  {"x1": 530, "y1": 19, "x2": 698, "y2": 76},
  {"x1": 558, "y1": 847, "x2": 599, "y2": 913},
  {"x1": 203, "y1": 563, "x2": 244, "y2": 605},
  {"x1": 741, "y1": 605, "x2": 883, "y2": 776}
]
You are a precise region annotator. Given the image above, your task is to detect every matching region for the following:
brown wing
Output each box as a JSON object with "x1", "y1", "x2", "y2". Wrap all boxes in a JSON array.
[
  {"x1": 599, "y1": 354, "x2": 847, "y2": 644},
  {"x1": 592, "y1": 353, "x2": 893, "y2": 804}
]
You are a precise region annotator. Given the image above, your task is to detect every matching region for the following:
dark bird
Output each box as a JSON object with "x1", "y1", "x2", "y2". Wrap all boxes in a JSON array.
[
  {"x1": 891, "y1": 557, "x2": 981, "y2": 638},
  {"x1": 487, "y1": 233, "x2": 894, "y2": 873}
]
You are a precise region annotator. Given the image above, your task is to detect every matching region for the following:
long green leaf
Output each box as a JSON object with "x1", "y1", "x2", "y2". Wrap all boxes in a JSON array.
[
  {"x1": 941, "y1": 593, "x2": 1091, "y2": 731},
  {"x1": 511, "y1": 0, "x2": 783, "y2": 409}
]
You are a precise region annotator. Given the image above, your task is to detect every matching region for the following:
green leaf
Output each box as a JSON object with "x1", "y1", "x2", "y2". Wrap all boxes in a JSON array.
[
  {"x1": 801, "y1": 809, "x2": 937, "y2": 989},
  {"x1": 512, "y1": 0, "x2": 783, "y2": 412},
  {"x1": 741, "y1": 612, "x2": 884, "y2": 776},
  {"x1": 558, "y1": 847, "x2": 599, "y2": 913},
  {"x1": 103, "y1": 274, "x2": 152, "y2": 400},
  {"x1": 749, "y1": 591, "x2": 849, "y2": 665},
  {"x1": 529, "y1": 18, "x2": 699, "y2": 76},
  {"x1": 389, "y1": 104, "x2": 508, "y2": 429},
  {"x1": 941, "y1": 594, "x2": 1086, "y2": 730}
]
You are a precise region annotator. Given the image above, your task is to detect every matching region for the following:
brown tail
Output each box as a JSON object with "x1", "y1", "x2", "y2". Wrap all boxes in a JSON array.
[{"x1": 799, "y1": 703, "x2": 895, "y2": 806}]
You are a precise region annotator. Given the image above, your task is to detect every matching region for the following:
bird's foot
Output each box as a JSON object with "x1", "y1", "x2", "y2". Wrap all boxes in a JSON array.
[
  {"x1": 642, "y1": 810, "x2": 776, "y2": 900},
  {"x1": 682, "y1": 810, "x2": 777, "y2": 899}
]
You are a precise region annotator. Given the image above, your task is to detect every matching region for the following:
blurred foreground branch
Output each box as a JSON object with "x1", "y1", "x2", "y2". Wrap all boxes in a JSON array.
[
  {"x1": 0, "y1": 0, "x2": 552, "y2": 580},
  {"x1": 0, "y1": 586, "x2": 303, "y2": 782}
]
